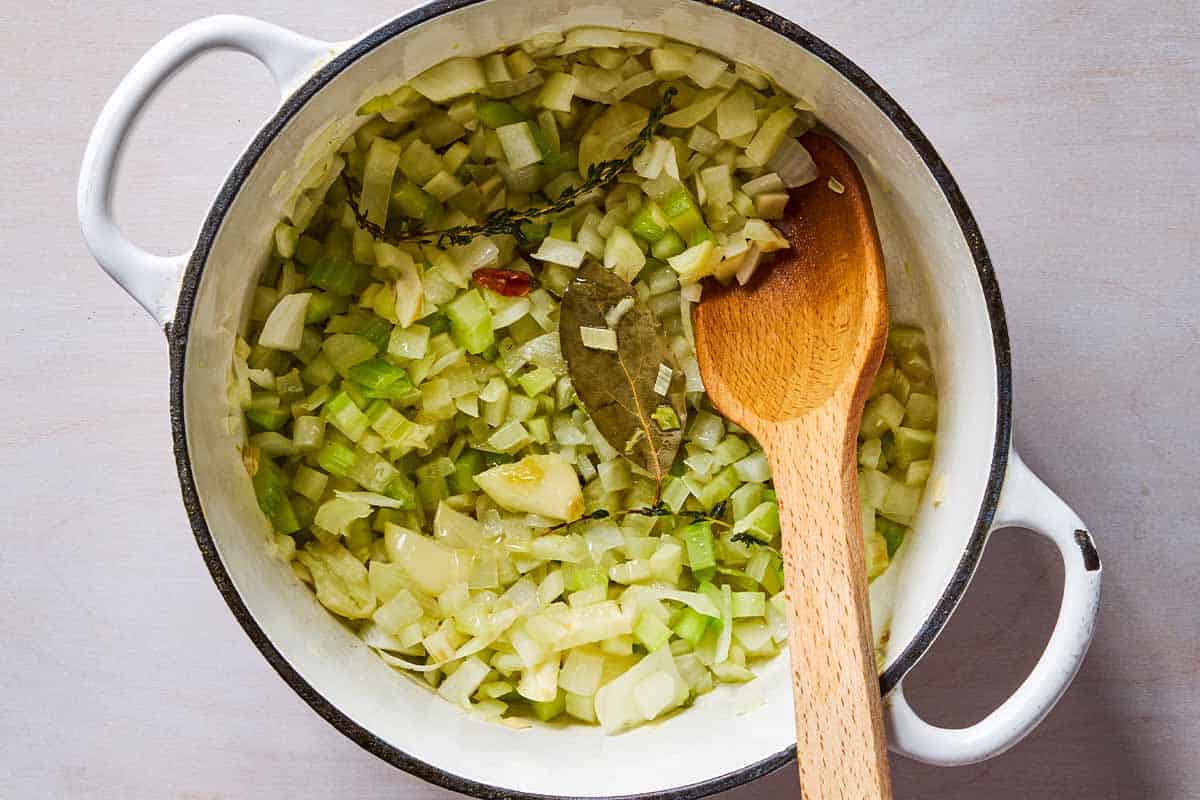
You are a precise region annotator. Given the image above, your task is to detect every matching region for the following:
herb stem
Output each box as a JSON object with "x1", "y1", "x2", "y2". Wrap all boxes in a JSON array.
[{"x1": 343, "y1": 87, "x2": 677, "y2": 249}]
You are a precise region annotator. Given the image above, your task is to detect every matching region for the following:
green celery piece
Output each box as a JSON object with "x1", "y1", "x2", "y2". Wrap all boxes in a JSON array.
[
  {"x1": 682, "y1": 522, "x2": 716, "y2": 572},
  {"x1": 360, "y1": 380, "x2": 421, "y2": 404},
  {"x1": 892, "y1": 426, "x2": 935, "y2": 468},
  {"x1": 248, "y1": 344, "x2": 288, "y2": 373},
  {"x1": 391, "y1": 180, "x2": 443, "y2": 228},
  {"x1": 384, "y1": 475, "x2": 419, "y2": 509},
  {"x1": 878, "y1": 517, "x2": 907, "y2": 557},
  {"x1": 246, "y1": 407, "x2": 290, "y2": 432},
  {"x1": 651, "y1": 405, "x2": 680, "y2": 431},
  {"x1": 354, "y1": 315, "x2": 394, "y2": 352},
  {"x1": 315, "y1": 440, "x2": 358, "y2": 479},
  {"x1": 735, "y1": 501, "x2": 780, "y2": 543},
  {"x1": 347, "y1": 358, "x2": 412, "y2": 391},
  {"x1": 300, "y1": 354, "x2": 337, "y2": 387},
  {"x1": 698, "y1": 466, "x2": 741, "y2": 510},
  {"x1": 322, "y1": 333, "x2": 378, "y2": 377},
  {"x1": 519, "y1": 222, "x2": 549, "y2": 242},
  {"x1": 294, "y1": 235, "x2": 323, "y2": 267},
  {"x1": 531, "y1": 689, "x2": 566, "y2": 722},
  {"x1": 290, "y1": 496, "x2": 317, "y2": 530},
  {"x1": 420, "y1": 311, "x2": 452, "y2": 336},
  {"x1": 564, "y1": 564, "x2": 608, "y2": 592},
  {"x1": 633, "y1": 612, "x2": 672, "y2": 652},
  {"x1": 629, "y1": 201, "x2": 668, "y2": 243},
  {"x1": 416, "y1": 473, "x2": 450, "y2": 512},
  {"x1": 477, "y1": 100, "x2": 528, "y2": 128},
  {"x1": 887, "y1": 326, "x2": 926, "y2": 354},
  {"x1": 685, "y1": 226, "x2": 715, "y2": 247},
  {"x1": 530, "y1": 125, "x2": 575, "y2": 172},
  {"x1": 672, "y1": 606, "x2": 710, "y2": 646},
  {"x1": 324, "y1": 391, "x2": 370, "y2": 442},
  {"x1": 548, "y1": 218, "x2": 573, "y2": 241},
  {"x1": 251, "y1": 459, "x2": 300, "y2": 534},
  {"x1": 451, "y1": 449, "x2": 485, "y2": 494},
  {"x1": 307, "y1": 230, "x2": 366, "y2": 296},
  {"x1": 397, "y1": 140, "x2": 441, "y2": 185},
  {"x1": 661, "y1": 187, "x2": 710, "y2": 243},
  {"x1": 517, "y1": 367, "x2": 557, "y2": 397},
  {"x1": 303, "y1": 292, "x2": 346, "y2": 324},
  {"x1": 445, "y1": 289, "x2": 495, "y2": 355}
]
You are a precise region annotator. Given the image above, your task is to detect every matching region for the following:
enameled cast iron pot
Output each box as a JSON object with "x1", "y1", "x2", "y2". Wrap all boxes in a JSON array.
[{"x1": 78, "y1": 3, "x2": 1102, "y2": 797}]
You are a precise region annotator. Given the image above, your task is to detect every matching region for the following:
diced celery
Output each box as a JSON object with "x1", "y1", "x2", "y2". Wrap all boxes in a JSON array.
[
  {"x1": 905, "y1": 459, "x2": 933, "y2": 488},
  {"x1": 682, "y1": 522, "x2": 716, "y2": 572},
  {"x1": 307, "y1": 233, "x2": 366, "y2": 296},
  {"x1": 245, "y1": 406, "x2": 289, "y2": 432},
  {"x1": 904, "y1": 392, "x2": 938, "y2": 430},
  {"x1": 252, "y1": 458, "x2": 300, "y2": 534},
  {"x1": 672, "y1": 606, "x2": 709, "y2": 646},
  {"x1": 629, "y1": 201, "x2": 668, "y2": 243},
  {"x1": 445, "y1": 290, "x2": 496, "y2": 355},
  {"x1": 650, "y1": 230, "x2": 686, "y2": 259},
  {"x1": 517, "y1": 367, "x2": 557, "y2": 397},
  {"x1": 325, "y1": 391, "x2": 370, "y2": 442},
  {"x1": 859, "y1": 469, "x2": 891, "y2": 509},
  {"x1": 892, "y1": 427, "x2": 935, "y2": 468},
  {"x1": 496, "y1": 122, "x2": 542, "y2": 169},
  {"x1": 865, "y1": 533, "x2": 890, "y2": 579},
  {"x1": 888, "y1": 326, "x2": 926, "y2": 353},
  {"x1": 731, "y1": 501, "x2": 780, "y2": 542},
  {"x1": 860, "y1": 393, "x2": 905, "y2": 438},
  {"x1": 477, "y1": 100, "x2": 527, "y2": 128},
  {"x1": 880, "y1": 481, "x2": 922, "y2": 524},
  {"x1": 538, "y1": 72, "x2": 577, "y2": 112},
  {"x1": 347, "y1": 358, "x2": 412, "y2": 392},
  {"x1": 697, "y1": 466, "x2": 741, "y2": 510},
  {"x1": 633, "y1": 611, "x2": 672, "y2": 652},
  {"x1": 316, "y1": 441, "x2": 357, "y2": 478},
  {"x1": 398, "y1": 140, "x2": 443, "y2": 185},
  {"x1": 744, "y1": 106, "x2": 797, "y2": 166}
]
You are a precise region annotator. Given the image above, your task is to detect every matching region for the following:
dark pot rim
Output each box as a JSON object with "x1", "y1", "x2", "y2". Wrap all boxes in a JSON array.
[{"x1": 166, "y1": 1, "x2": 1012, "y2": 797}]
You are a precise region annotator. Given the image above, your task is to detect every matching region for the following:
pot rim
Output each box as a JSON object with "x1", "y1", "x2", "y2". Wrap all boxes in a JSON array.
[{"x1": 167, "y1": 1, "x2": 1012, "y2": 797}]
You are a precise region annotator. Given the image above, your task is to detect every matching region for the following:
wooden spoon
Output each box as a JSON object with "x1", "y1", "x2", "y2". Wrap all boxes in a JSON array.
[{"x1": 693, "y1": 133, "x2": 891, "y2": 799}]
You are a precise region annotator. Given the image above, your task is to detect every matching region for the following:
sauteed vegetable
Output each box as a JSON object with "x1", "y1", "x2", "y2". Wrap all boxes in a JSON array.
[{"x1": 233, "y1": 26, "x2": 938, "y2": 731}]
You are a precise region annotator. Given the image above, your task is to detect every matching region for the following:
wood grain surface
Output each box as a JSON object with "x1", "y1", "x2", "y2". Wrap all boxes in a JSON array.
[{"x1": 0, "y1": 1, "x2": 1196, "y2": 798}]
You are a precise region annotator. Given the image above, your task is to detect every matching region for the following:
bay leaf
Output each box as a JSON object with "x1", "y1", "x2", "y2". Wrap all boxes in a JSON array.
[{"x1": 559, "y1": 262, "x2": 688, "y2": 490}]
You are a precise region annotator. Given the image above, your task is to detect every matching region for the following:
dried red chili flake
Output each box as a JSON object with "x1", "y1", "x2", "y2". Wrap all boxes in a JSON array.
[{"x1": 472, "y1": 268, "x2": 533, "y2": 297}]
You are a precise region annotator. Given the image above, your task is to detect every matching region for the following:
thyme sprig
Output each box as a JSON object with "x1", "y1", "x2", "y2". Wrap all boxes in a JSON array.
[
  {"x1": 343, "y1": 87, "x2": 678, "y2": 249},
  {"x1": 546, "y1": 498, "x2": 731, "y2": 533}
]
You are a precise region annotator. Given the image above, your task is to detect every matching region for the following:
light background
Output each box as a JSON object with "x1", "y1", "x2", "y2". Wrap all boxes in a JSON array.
[{"x1": 1, "y1": 1, "x2": 1196, "y2": 797}]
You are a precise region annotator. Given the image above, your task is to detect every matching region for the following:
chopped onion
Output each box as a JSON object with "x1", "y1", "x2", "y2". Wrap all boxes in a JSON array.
[
  {"x1": 604, "y1": 296, "x2": 635, "y2": 328},
  {"x1": 580, "y1": 326, "x2": 618, "y2": 351},
  {"x1": 653, "y1": 363, "x2": 673, "y2": 396},
  {"x1": 767, "y1": 137, "x2": 819, "y2": 187}
]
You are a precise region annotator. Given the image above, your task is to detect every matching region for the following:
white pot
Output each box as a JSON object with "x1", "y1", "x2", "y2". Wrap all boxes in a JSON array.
[{"x1": 78, "y1": 3, "x2": 1102, "y2": 797}]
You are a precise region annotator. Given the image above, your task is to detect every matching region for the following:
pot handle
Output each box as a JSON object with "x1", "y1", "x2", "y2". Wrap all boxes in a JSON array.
[
  {"x1": 77, "y1": 15, "x2": 332, "y2": 325},
  {"x1": 886, "y1": 448, "x2": 1101, "y2": 765}
]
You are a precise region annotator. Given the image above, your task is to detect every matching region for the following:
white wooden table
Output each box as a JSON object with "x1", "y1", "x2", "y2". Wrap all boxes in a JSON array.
[{"x1": 1, "y1": 1, "x2": 1196, "y2": 797}]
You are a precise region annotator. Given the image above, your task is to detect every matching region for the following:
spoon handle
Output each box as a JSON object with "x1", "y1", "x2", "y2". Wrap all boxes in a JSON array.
[{"x1": 765, "y1": 410, "x2": 892, "y2": 800}]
